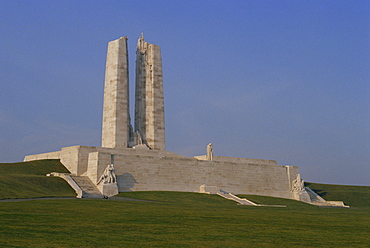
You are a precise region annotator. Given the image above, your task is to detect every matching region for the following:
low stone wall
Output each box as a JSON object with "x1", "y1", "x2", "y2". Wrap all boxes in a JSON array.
[
  {"x1": 195, "y1": 155, "x2": 278, "y2": 165},
  {"x1": 24, "y1": 151, "x2": 61, "y2": 161}
]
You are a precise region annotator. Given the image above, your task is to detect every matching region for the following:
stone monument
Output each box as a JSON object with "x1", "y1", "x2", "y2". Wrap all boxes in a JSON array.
[
  {"x1": 135, "y1": 35, "x2": 165, "y2": 150},
  {"x1": 101, "y1": 36, "x2": 133, "y2": 149},
  {"x1": 24, "y1": 34, "x2": 333, "y2": 205}
]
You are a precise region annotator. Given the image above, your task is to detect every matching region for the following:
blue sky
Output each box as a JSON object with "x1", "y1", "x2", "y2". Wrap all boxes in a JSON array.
[{"x1": 0, "y1": 1, "x2": 369, "y2": 186}]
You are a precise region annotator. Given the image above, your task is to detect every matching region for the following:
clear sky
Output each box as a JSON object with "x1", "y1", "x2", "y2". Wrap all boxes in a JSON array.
[{"x1": 0, "y1": 1, "x2": 369, "y2": 186}]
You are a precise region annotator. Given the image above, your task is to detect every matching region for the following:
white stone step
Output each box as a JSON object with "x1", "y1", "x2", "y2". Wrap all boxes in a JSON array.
[
  {"x1": 305, "y1": 187, "x2": 349, "y2": 208},
  {"x1": 70, "y1": 176, "x2": 102, "y2": 197},
  {"x1": 217, "y1": 192, "x2": 258, "y2": 206}
]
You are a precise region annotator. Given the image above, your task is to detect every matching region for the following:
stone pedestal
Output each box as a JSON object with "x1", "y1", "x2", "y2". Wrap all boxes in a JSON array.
[
  {"x1": 97, "y1": 182, "x2": 119, "y2": 197},
  {"x1": 133, "y1": 144, "x2": 150, "y2": 150},
  {"x1": 293, "y1": 190, "x2": 311, "y2": 203}
]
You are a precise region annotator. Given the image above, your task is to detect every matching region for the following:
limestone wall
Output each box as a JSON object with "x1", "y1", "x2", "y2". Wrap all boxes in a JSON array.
[
  {"x1": 24, "y1": 151, "x2": 61, "y2": 161},
  {"x1": 60, "y1": 146, "x2": 99, "y2": 175},
  {"x1": 24, "y1": 145, "x2": 298, "y2": 199},
  {"x1": 195, "y1": 155, "x2": 278, "y2": 165},
  {"x1": 59, "y1": 146, "x2": 128, "y2": 175},
  {"x1": 87, "y1": 151, "x2": 111, "y2": 183},
  {"x1": 87, "y1": 149, "x2": 298, "y2": 199}
]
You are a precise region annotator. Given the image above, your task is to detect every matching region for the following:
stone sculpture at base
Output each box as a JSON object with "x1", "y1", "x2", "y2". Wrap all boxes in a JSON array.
[
  {"x1": 291, "y1": 174, "x2": 311, "y2": 203},
  {"x1": 133, "y1": 130, "x2": 150, "y2": 150},
  {"x1": 97, "y1": 164, "x2": 118, "y2": 197},
  {"x1": 292, "y1": 174, "x2": 304, "y2": 192},
  {"x1": 97, "y1": 164, "x2": 117, "y2": 184}
]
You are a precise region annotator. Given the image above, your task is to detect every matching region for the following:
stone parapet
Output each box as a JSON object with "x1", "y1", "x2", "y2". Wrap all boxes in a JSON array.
[
  {"x1": 24, "y1": 151, "x2": 61, "y2": 161},
  {"x1": 195, "y1": 155, "x2": 278, "y2": 165}
]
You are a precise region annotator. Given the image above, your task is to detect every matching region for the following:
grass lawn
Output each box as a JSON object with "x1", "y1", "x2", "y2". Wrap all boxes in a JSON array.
[
  {"x1": 0, "y1": 192, "x2": 369, "y2": 247},
  {"x1": 0, "y1": 160, "x2": 75, "y2": 199},
  {"x1": 305, "y1": 182, "x2": 370, "y2": 208},
  {"x1": 0, "y1": 160, "x2": 369, "y2": 247}
]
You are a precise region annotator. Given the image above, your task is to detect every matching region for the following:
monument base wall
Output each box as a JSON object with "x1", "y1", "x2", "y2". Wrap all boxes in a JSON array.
[
  {"x1": 87, "y1": 148, "x2": 298, "y2": 199},
  {"x1": 24, "y1": 146, "x2": 299, "y2": 200}
]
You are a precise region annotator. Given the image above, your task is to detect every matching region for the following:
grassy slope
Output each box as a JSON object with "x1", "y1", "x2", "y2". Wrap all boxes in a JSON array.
[
  {"x1": 305, "y1": 182, "x2": 370, "y2": 208},
  {"x1": 0, "y1": 160, "x2": 369, "y2": 247},
  {"x1": 0, "y1": 160, "x2": 76, "y2": 199},
  {"x1": 2, "y1": 159, "x2": 369, "y2": 207},
  {"x1": 0, "y1": 192, "x2": 369, "y2": 247},
  {"x1": 116, "y1": 185, "x2": 370, "y2": 209}
]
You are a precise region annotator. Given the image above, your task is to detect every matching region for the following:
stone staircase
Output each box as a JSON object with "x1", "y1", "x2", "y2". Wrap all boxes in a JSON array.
[
  {"x1": 217, "y1": 191, "x2": 286, "y2": 207},
  {"x1": 70, "y1": 176, "x2": 103, "y2": 198},
  {"x1": 305, "y1": 187, "x2": 349, "y2": 208},
  {"x1": 217, "y1": 191, "x2": 258, "y2": 206},
  {"x1": 199, "y1": 185, "x2": 286, "y2": 207}
]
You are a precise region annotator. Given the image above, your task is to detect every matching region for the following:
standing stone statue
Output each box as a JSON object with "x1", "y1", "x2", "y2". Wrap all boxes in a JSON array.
[
  {"x1": 97, "y1": 164, "x2": 117, "y2": 185},
  {"x1": 206, "y1": 143, "x2": 213, "y2": 161},
  {"x1": 136, "y1": 130, "x2": 143, "y2": 145}
]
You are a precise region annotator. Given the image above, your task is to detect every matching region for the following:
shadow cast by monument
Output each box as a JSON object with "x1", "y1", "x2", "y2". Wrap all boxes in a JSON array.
[
  {"x1": 305, "y1": 182, "x2": 328, "y2": 197},
  {"x1": 117, "y1": 173, "x2": 138, "y2": 192}
]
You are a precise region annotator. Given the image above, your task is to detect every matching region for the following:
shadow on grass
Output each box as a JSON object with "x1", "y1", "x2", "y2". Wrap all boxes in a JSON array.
[
  {"x1": 305, "y1": 182, "x2": 370, "y2": 208},
  {"x1": 305, "y1": 182, "x2": 328, "y2": 197}
]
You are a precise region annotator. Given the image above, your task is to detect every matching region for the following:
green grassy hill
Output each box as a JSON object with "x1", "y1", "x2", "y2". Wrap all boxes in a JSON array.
[
  {"x1": 0, "y1": 191, "x2": 369, "y2": 247},
  {"x1": 1, "y1": 159, "x2": 369, "y2": 207},
  {"x1": 0, "y1": 160, "x2": 76, "y2": 199},
  {"x1": 0, "y1": 160, "x2": 369, "y2": 247},
  {"x1": 305, "y1": 182, "x2": 370, "y2": 208}
]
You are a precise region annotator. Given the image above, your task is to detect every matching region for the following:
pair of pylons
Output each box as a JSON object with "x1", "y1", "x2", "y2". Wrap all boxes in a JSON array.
[{"x1": 101, "y1": 34, "x2": 165, "y2": 151}]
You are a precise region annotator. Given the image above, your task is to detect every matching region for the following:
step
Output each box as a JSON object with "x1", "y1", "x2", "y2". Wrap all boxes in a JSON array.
[
  {"x1": 217, "y1": 192, "x2": 258, "y2": 206},
  {"x1": 70, "y1": 176, "x2": 102, "y2": 197}
]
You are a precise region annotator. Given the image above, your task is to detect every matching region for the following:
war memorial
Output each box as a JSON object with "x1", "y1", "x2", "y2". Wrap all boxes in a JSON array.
[{"x1": 23, "y1": 35, "x2": 346, "y2": 207}]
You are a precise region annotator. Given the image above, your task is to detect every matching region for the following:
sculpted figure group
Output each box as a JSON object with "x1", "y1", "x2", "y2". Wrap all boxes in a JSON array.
[
  {"x1": 292, "y1": 174, "x2": 305, "y2": 192},
  {"x1": 97, "y1": 164, "x2": 117, "y2": 185}
]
